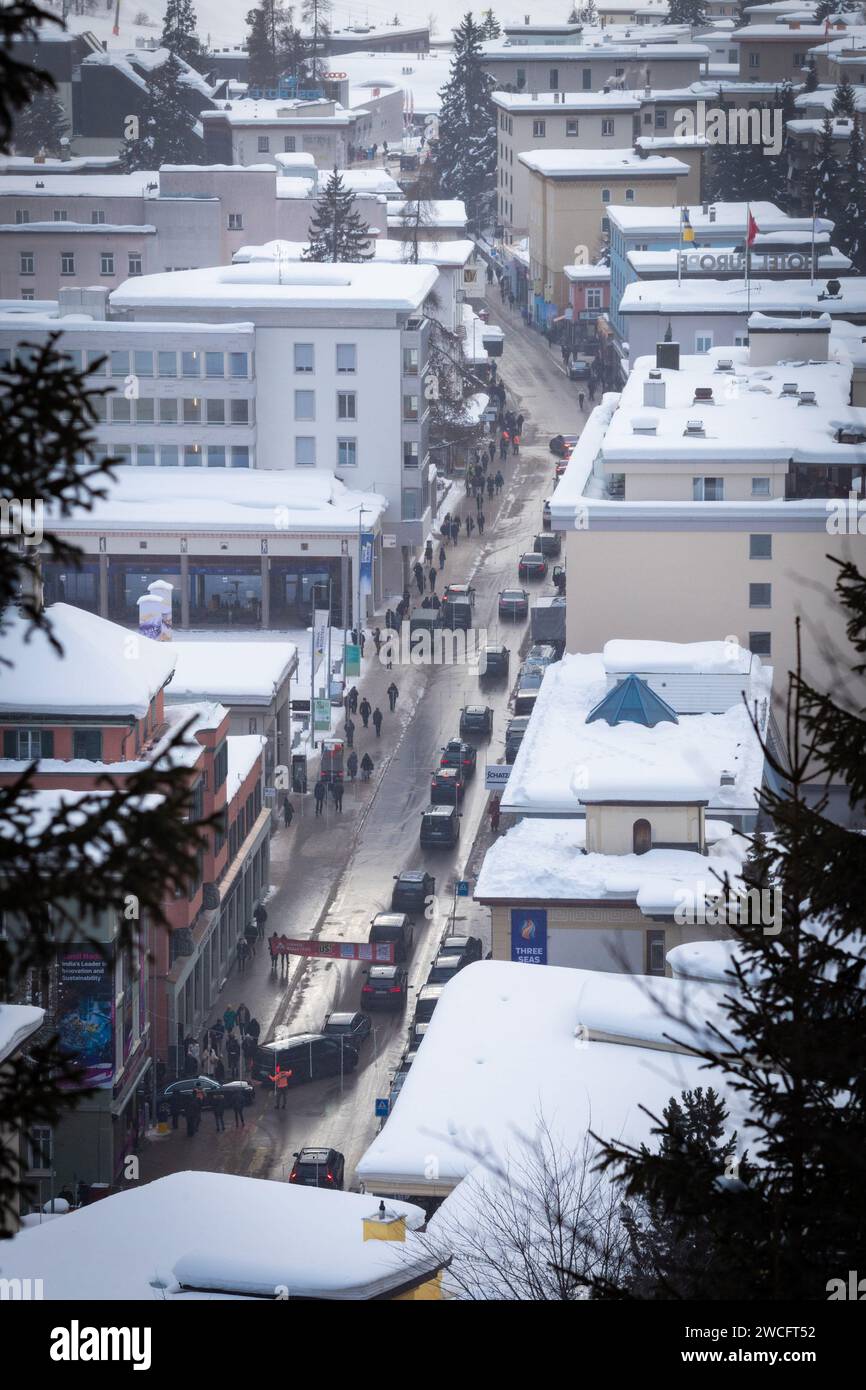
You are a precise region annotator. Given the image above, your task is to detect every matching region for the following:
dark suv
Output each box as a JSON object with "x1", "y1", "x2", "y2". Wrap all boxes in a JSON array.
[
  {"x1": 440, "y1": 739, "x2": 477, "y2": 775},
  {"x1": 533, "y1": 531, "x2": 561, "y2": 558},
  {"x1": 369, "y1": 911, "x2": 414, "y2": 961},
  {"x1": 440, "y1": 934, "x2": 483, "y2": 965},
  {"x1": 427, "y1": 951, "x2": 466, "y2": 985},
  {"x1": 420, "y1": 803, "x2": 460, "y2": 849},
  {"x1": 362, "y1": 965, "x2": 409, "y2": 1010},
  {"x1": 505, "y1": 715, "x2": 531, "y2": 764},
  {"x1": 322, "y1": 1011, "x2": 372, "y2": 1047},
  {"x1": 160, "y1": 1075, "x2": 255, "y2": 1112},
  {"x1": 391, "y1": 870, "x2": 435, "y2": 915},
  {"x1": 459, "y1": 705, "x2": 493, "y2": 739},
  {"x1": 430, "y1": 765, "x2": 465, "y2": 805},
  {"x1": 289, "y1": 1146, "x2": 346, "y2": 1190},
  {"x1": 479, "y1": 645, "x2": 510, "y2": 680},
  {"x1": 253, "y1": 1034, "x2": 358, "y2": 1085}
]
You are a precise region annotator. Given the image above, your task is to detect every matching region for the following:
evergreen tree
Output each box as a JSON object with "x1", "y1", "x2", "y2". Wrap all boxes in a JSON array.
[
  {"x1": 303, "y1": 0, "x2": 332, "y2": 80},
  {"x1": 119, "y1": 53, "x2": 202, "y2": 170},
  {"x1": 436, "y1": 13, "x2": 497, "y2": 232},
  {"x1": 303, "y1": 167, "x2": 374, "y2": 261},
  {"x1": 814, "y1": 0, "x2": 835, "y2": 18},
  {"x1": 578, "y1": 0, "x2": 599, "y2": 20},
  {"x1": 836, "y1": 117, "x2": 866, "y2": 271},
  {"x1": 803, "y1": 56, "x2": 819, "y2": 92},
  {"x1": 160, "y1": 0, "x2": 201, "y2": 65},
  {"x1": 831, "y1": 72, "x2": 857, "y2": 117},
  {"x1": 12, "y1": 86, "x2": 69, "y2": 158},
  {"x1": 278, "y1": 9, "x2": 310, "y2": 87},
  {"x1": 246, "y1": 0, "x2": 287, "y2": 89},
  {"x1": 664, "y1": 0, "x2": 708, "y2": 24},
  {"x1": 588, "y1": 561, "x2": 866, "y2": 1300},
  {"x1": 811, "y1": 113, "x2": 845, "y2": 222},
  {"x1": 705, "y1": 89, "x2": 740, "y2": 201},
  {"x1": 479, "y1": 7, "x2": 501, "y2": 37}
]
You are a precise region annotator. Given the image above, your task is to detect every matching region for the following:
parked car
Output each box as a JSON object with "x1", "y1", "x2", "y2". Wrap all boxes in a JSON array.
[
  {"x1": 514, "y1": 665, "x2": 544, "y2": 716},
  {"x1": 505, "y1": 715, "x2": 531, "y2": 764},
  {"x1": 479, "y1": 644, "x2": 510, "y2": 680},
  {"x1": 542, "y1": 499, "x2": 552, "y2": 531},
  {"x1": 567, "y1": 357, "x2": 591, "y2": 381},
  {"x1": 362, "y1": 965, "x2": 409, "y2": 1010},
  {"x1": 498, "y1": 588, "x2": 529, "y2": 621},
  {"x1": 524, "y1": 643, "x2": 558, "y2": 672},
  {"x1": 427, "y1": 951, "x2": 466, "y2": 985},
  {"x1": 322, "y1": 1011, "x2": 372, "y2": 1047},
  {"x1": 440, "y1": 934, "x2": 483, "y2": 964},
  {"x1": 440, "y1": 739, "x2": 477, "y2": 775},
  {"x1": 442, "y1": 582, "x2": 475, "y2": 607},
  {"x1": 549, "y1": 434, "x2": 577, "y2": 459},
  {"x1": 414, "y1": 982, "x2": 445, "y2": 1028},
  {"x1": 533, "y1": 531, "x2": 561, "y2": 558},
  {"x1": 409, "y1": 1020, "x2": 430, "y2": 1049},
  {"x1": 289, "y1": 1146, "x2": 345, "y2": 1190},
  {"x1": 253, "y1": 1034, "x2": 358, "y2": 1085},
  {"x1": 369, "y1": 911, "x2": 414, "y2": 961},
  {"x1": 420, "y1": 803, "x2": 461, "y2": 849},
  {"x1": 160, "y1": 1076, "x2": 255, "y2": 1111},
  {"x1": 518, "y1": 552, "x2": 548, "y2": 582},
  {"x1": 459, "y1": 704, "x2": 493, "y2": 739},
  {"x1": 430, "y1": 765, "x2": 465, "y2": 804},
  {"x1": 391, "y1": 870, "x2": 435, "y2": 916}
]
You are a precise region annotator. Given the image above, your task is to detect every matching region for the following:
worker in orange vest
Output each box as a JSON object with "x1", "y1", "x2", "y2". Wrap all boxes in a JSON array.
[{"x1": 269, "y1": 1064, "x2": 291, "y2": 1110}]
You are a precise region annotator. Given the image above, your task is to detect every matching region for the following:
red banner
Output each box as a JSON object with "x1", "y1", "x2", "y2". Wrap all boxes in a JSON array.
[{"x1": 267, "y1": 935, "x2": 394, "y2": 963}]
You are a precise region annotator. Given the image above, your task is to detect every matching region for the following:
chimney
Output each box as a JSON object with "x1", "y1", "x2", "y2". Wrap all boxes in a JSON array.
[
  {"x1": 363, "y1": 1201, "x2": 407, "y2": 1243},
  {"x1": 655, "y1": 340, "x2": 680, "y2": 371},
  {"x1": 643, "y1": 376, "x2": 666, "y2": 407}
]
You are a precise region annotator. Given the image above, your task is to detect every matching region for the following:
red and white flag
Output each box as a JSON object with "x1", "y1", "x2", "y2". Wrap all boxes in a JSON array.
[{"x1": 746, "y1": 209, "x2": 759, "y2": 247}]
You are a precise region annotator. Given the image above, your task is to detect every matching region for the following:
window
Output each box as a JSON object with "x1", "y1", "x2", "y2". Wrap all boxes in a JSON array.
[
  {"x1": 205, "y1": 351, "x2": 224, "y2": 378},
  {"x1": 90, "y1": 394, "x2": 107, "y2": 422},
  {"x1": 53, "y1": 209, "x2": 67, "y2": 222},
  {"x1": 87, "y1": 349, "x2": 107, "y2": 375},
  {"x1": 750, "y1": 582, "x2": 772, "y2": 608},
  {"x1": 750, "y1": 533, "x2": 772, "y2": 559},
  {"x1": 752, "y1": 476, "x2": 771, "y2": 496},
  {"x1": 337, "y1": 438, "x2": 357, "y2": 468},
  {"x1": 601, "y1": 188, "x2": 611, "y2": 204},
  {"x1": 695, "y1": 333, "x2": 713, "y2": 353},
  {"x1": 633, "y1": 818, "x2": 652, "y2": 855},
  {"x1": 643, "y1": 111, "x2": 653, "y2": 125},
  {"x1": 183, "y1": 397, "x2": 202, "y2": 424},
  {"x1": 734, "y1": 333, "x2": 749, "y2": 347},
  {"x1": 624, "y1": 188, "x2": 635, "y2": 202},
  {"x1": 110, "y1": 349, "x2": 130, "y2": 378},
  {"x1": 91, "y1": 209, "x2": 106, "y2": 225},
  {"x1": 402, "y1": 346, "x2": 419, "y2": 375},
  {"x1": 337, "y1": 391, "x2": 356, "y2": 420},
  {"x1": 532, "y1": 119, "x2": 546, "y2": 138},
  {"x1": 229, "y1": 351, "x2": 248, "y2": 378},
  {"x1": 3, "y1": 728, "x2": 53, "y2": 759},
  {"x1": 693, "y1": 477, "x2": 724, "y2": 500},
  {"x1": 566, "y1": 118, "x2": 579, "y2": 137},
  {"x1": 295, "y1": 389, "x2": 315, "y2": 420},
  {"x1": 128, "y1": 252, "x2": 142, "y2": 276},
  {"x1": 230, "y1": 398, "x2": 249, "y2": 424},
  {"x1": 655, "y1": 110, "x2": 668, "y2": 130},
  {"x1": 208, "y1": 444, "x2": 226, "y2": 467},
  {"x1": 748, "y1": 51, "x2": 760, "y2": 69},
  {"x1": 160, "y1": 444, "x2": 179, "y2": 466},
  {"x1": 749, "y1": 631, "x2": 772, "y2": 657},
  {"x1": 206, "y1": 398, "x2": 225, "y2": 424},
  {"x1": 134, "y1": 397, "x2": 154, "y2": 423},
  {"x1": 184, "y1": 444, "x2": 203, "y2": 466},
  {"x1": 158, "y1": 350, "x2": 177, "y2": 378},
  {"x1": 516, "y1": 67, "x2": 526, "y2": 89},
  {"x1": 549, "y1": 68, "x2": 559, "y2": 89},
  {"x1": 231, "y1": 445, "x2": 250, "y2": 468},
  {"x1": 114, "y1": 444, "x2": 132, "y2": 464},
  {"x1": 294, "y1": 342, "x2": 314, "y2": 373},
  {"x1": 728, "y1": 49, "x2": 737, "y2": 63},
  {"x1": 582, "y1": 67, "x2": 592, "y2": 90},
  {"x1": 283, "y1": 135, "x2": 296, "y2": 152},
  {"x1": 73, "y1": 729, "x2": 102, "y2": 761},
  {"x1": 403, "y1": 441, "x2": 419, "y2": 468},
  {"x1": 793, "y1": 51, "x2": 805, "y2": 67},
  {"x1": 181, "y1": 351, "x2": 200, "y2": 378},
  {"x1": 19, "y1": 251, "x2": 34, "y2": 275},
  {"x1": 100, "y1": 252, "x2": 115, "y2": 275},
  {"x1": 601, "y1": 216, "x2": 610, "y2": 234},
  {"x1": 402, "y1": 487, "x2": 422, "y2": 520},
  {"x1": 586, "y1": 287, "x2": 602, "y2": 310},
  {"x1": 227, "y1": 212, "x2": 243, "y2": 230},
  {"x1": 15, "y1": 209, "x2": 30, "y2": 224},
  {"x1": 133, "y1": 349, "x2": 153, "y2": 378},
  {"x1": 336, "y1": 343, "x2": 356, "y2": 373},
  {"x1": 257, "y1": 135, "x2": 270, "y2": 152},
  {"x1": 137, "y1": 443, "x2": 155, "y2": 466},
  {"x1": 295, "y1": 436, "x2": 316, "y2": 466},
  {"x1": 28, "y1": 1127, "x2": 52, "y2": 1173},
  {"x1": 21, "y1": 289, "x2": 34, "y2": 300},
  {"x1": 60, "y1": 250, "x2": 75, "y2": 276},
  {"x1": 111, "y1": 395, "x2": 131, "y2": 423},
  {"x1": 601, "y1": 118, "x2": 615, "y2": 136},
  {"x1": 402, "y1": 394, "x2": 419, "y2": 421},
  {"x1": 159, "y1": 398, "x2": 178, "y2": 423},
  {"x1": 647, "y1": 930, "x2": 666, "y2": 976}
]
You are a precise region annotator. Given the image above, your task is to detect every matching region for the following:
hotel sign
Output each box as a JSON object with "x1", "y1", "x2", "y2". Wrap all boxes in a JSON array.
[{"x1": 678, "y1": 251, "x2": 813, "y2": 274}]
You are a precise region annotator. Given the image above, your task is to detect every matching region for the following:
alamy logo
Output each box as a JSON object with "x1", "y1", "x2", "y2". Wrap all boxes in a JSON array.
[
  {"x1": 0, "y1": 1277, "x2": 43, "y2": 1300},
  {"x1": 826, "y1": 1271, "x2": 866, "y2": 1300},
  {"x1": 49, "y1": 1322, "x2": 152, "y2": 1371},
  {"x1": 673, "y1": 884, "x2": 782, "y2": 936},
  {"x1": 378, "y1": 621, "x2": 488, "y2": 668},
  {"x1": 0, "y1": 497, "x2": 43, "y2": 544},
  {"x1": 674, "y1": 100, "x2": 782, "y2": 157}
]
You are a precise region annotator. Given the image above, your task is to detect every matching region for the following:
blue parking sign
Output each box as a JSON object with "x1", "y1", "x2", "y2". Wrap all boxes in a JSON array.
[
  {"x1": 375, "y1": 1098, "x2": 390, "y2": 1118},
  {"x1": 456, "y1": 880, "x2": 469, "y2": 897}
]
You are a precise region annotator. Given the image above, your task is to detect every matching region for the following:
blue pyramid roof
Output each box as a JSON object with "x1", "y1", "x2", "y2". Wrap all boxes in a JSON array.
[{"x1": 586, "y1": 673, "x2": 679, "y2": 728}]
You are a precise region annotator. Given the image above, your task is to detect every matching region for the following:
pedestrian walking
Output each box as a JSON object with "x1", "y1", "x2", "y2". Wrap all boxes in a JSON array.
[
  {"x1": 344, "y1": 716, "x2": 355, "y2": 749},
  {"x1": 236, "y1": 937, "x2": 246, "y2": 973},
  {"x1": 489, "y1": 793, "x2": 501, "y2": 833},
  {"x1": 587, "y1": 378, "x2": 596, "y2": 403},
  {"x1": 372, "y1": 706, "x2": 383, "y2": 737},
  {"x1": 244, "y1": 920, "x2": 258, "y2": 958},
  {"x1": 314, "y1": 778, "x2": 327, "y2": 816},
  {"x1": 431, "y1": 592, "x2": 441, "y2": 610},
  {"x1": 495, "y1": 470, "x2": 504, "y2": 493},
  {"x1": 359, "y1": 696, "x2": 371, "y2": 728},
  {"x1": 499, "y1": 433, "x2": 509, "y2": 462},
  {"x1": 346, "y1": 685, "x2": 358, "y2": 714},
  {"x1": 241, "y1": 1032, "x2": 256, "y2": 1076},
  {"x1": 450, "y1": 518, "x2": 459, "y2": 546},
  {"x1": 413, "y1": 560, "x2": 425, "y2": 594},
  {"x1": 184, "y1": 1097, "x2": 199, "y2": 1138},
  {"x1": 269, "y1": 932, "x2": 278, "y2": 972},
  {"x1": 231, "y1": 1091, "x2": 245, "y2": 1127},
  {"x1": 270, "y1": 1064, "x2": 290, "y2": 1110},
  {"x1": 169, "y1": 1092, "x2": 181, "y2": 1130},
  {"x1": 359, "y1": 629, "x2": 366, "y2": 656},
  {"x1": 360, "y1": 752, "x2": 374, "y2": 780},
  {"x1": 438, "y1": 543, "x2": 447, "y2": 569},
  {"x1": 347, "y1": 749, "x2": 358, "y2": 780},
  {"x1": 466, "y1": 514, "x2": 474, "y2": 537},
  {"x1": 477, "y1": 511, "x2": 485, "y2": 535},
  {"x1": 254, "y1": 902, "x2": 268, "y2": 939},
  {"x1": 223, "y1": 1006, "x2": 237, "y2": 1035},
  {"x1": 428, "y1": 566, "x2": 437, "y2": 593},
  {"x1": 213, "y1": 1092, "x2": 225, "y2": 1132},
  {"x1": 236, "y1": 1003, "x2": 250, "y2": 1034},
  {"x1": 330, "y1": 780, "x2": 344, "y2": 812},
  {"x1": 282, "y1": 795, "x2": 294, "y2": 829},
  {"x1": 214, "y1": 1057, "x2": 225, "y2": 1084},
  {"x1": 578, "y1": 391, "x2": 585, "y2": 412},
  {"x1": 227, "y1": 1034, "x2": 240, "y2": 1080},
  {"x1": 512, "y1": 433, "x2": 520, "y2": 455},
  {"x1": 476, "y1": 489, "x2": 484, "y2": 512},
  {"x1": 516, "y1": 413, "x2": 524, "y2": 434},
  {"x1": 387, "y1": 681, "x2": 399, "y2": 712},
  {"x1": 372, "y1": 626, "x2": 382, "y2": 656},
  {"x1": 425, "y1": 539, "x2": 433, "y2": 565},
  {"x1": 561, "y1": 341, "x2": 569, "y2": 365}
]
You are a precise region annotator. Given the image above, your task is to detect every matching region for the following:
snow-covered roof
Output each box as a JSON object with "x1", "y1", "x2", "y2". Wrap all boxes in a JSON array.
[
  {"x1": 226, "y1": 735, "x2": 266, "y2": 799},
  {"x1": 232, "y1": 237, "x2": 475, "y2": 269},
  {"x1": 110, "y1": 259, "x2": 437, "y2": 313},
  {"x1": 0, "y1": 1172, "x2": 437, "y2": 1300},
  {"x1": 606, "y1": 199, "x2": 811, "y2": 234},
  {"x1": 328, "y1": 167, "x2": 402, "y2": 198},
  {"x1": 0, "y1": 172, "x2": 158, "y2": 198},
  {"x1": 0, "y1": 311, "x2": 254, "y2": 336},
  {"x1": 0, "y1": 604, "x2": 176, "y2": 719},
  {"x1": 564, "y1": 263, "x2": 611, "y2": 281},
  {"x1": 501, "y1": 650, "x2": 769, "y2": 815},
  {"x1": 357, "y1": 960, "x2": 740, "y2": 1196},
  {"x1": 330, "y1": 51, "x2": 453, "y2": 115},
  {"x1": 0, "y1": 222, "x2": 156, "y2": 235},
  {"x1": 519, "y1": 147, "x2": 689, "y2": 178},
  {"x1": 387, "y1": 199, "x2": 467, "y2": 229},
  {"x1": 167, "y1": 641, "x2": 297, "y2": 706},
  {"x1": 794, "y1": 84, "x2": 866, "y2": 114},
  {"x1": 46, "y1": 466, "x2": 388, "y2": 537},
  {"x1": 482, "y1": 39, "x2": 710, "y2": 58},
  {"x1": 0, "y1": 1004, "x2": 44, "y2": 1065},
  {"x1": 620, "y1": 275, "x2": 866, "y2": 316},
  {"x1": 667, "y1": 938, "x2": 746, "y2": 983},
  {"x1": 203, "y1": 99, "x2": 356, "y2": 126},
  {"x1": 604, "y1": 637, "x2": 755, "y2": 675},
  {"x1": 492, "y1": 89, "x2": 641, "y2": 111}
]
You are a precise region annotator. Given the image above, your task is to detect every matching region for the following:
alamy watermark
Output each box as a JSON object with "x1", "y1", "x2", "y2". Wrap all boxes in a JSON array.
[
  {"x1": 0, "y1": 497, "x2": 43, "y2": 544},
  {"x1": 376, "y1": 621, "x2": 490, "y2": 668},
  {"x1": 826, "y1": 492, "x2": 866, "y2": 535},
  {"x1": 674, "y1": 100, "x2": 782, "y2": 157},
  {"x1": 673, "y1": 884, "x2": 782, "y2": 936}
]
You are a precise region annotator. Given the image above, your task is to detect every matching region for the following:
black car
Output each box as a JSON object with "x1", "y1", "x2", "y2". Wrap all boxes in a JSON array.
[
  {"x1": 391, "y1": 870, "x2": 435, "y2": 916},
  {"x1": 160, "y1": 1075, "x2": 255, "y2": 1112},
  {"x1": 533, "y1": 531, "x2": 561, "y2": 558},
  {"x1": 498, "y1": 587, "x2": 529, "y2": 620},
  {"x1": 524, "y1": 643, "x2": 558, "y2": 671},
  {"x1": 420, "y1": 803, "x2": 461, "y2": 849},
  {"x1": 518, "y1": 552, "x2": 548, "y2": 582},
  {"x1": 427, "y1": 951, "x2": 467, "y2": 985},
  {"x1": 442, "y1": 583, "x2": 475, "y2": 607},
  {"x1": 430, "y1": 765, "x2": 465, "y2": 804},
  {"x1": 362, "y1": 965, "x2": 409, "y2": 1010},
  {"x1": 440, "y1": 933, "x2": 483, "y2": 965},
  {"x1": 459, "y1": 704, "x2": 493, "y2": 739},
  {"x1": 414, "y1": 982, "x2": 445, "y2": 1028},
  {"x1": 505, "y1": 715, "x2": 531, "y2": 764},
  {"x1": 289, "y1": 1146, "x2": 345, "y2": 1190},
  {"x1": 440, "y1": 739, "x2": 477, "y2": 775},
  {"x1": 253, "y1": 1034, "x2": 358, "y2": 1085},
  {"x1": 369, "y1": 911, "x2": 414, "y2": 961},
  {"x1": 479, "y1": 644, "x2": 510, "y2": 679},
  {"x1": 322, "y1": 1011, "x2": 372, "y2": 1047},
  {"x1": 440, "y1": 598, "x2": 473, "y2": 631}
]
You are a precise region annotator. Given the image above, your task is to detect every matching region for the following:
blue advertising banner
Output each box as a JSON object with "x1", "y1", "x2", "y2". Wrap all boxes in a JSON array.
[
  {"x1": 58, "y1": 946, "x2": 114, "y2": 1089},
  {"x1": 359, "y1": 531, "x2": 374, "y2": 593},
  {"x1": 510, "y1": 908, "x2": 547, "y2": 966}
]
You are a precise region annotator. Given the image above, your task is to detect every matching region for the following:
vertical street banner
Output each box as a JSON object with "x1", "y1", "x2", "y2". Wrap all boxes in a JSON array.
[
  {"x1": 344, "y1": 643, "x2": 361, "y2": 676},
  {"x1": 313, "y1": 607, "x2": 330, "y2": 663},
  {"x1": 510, "y1": 908, "x2": 548, "y2": 966},
  {"x1": 58, "y1": 946, "x2": 114, "y2": 1089},
  {"x1": 359, "y1": 531, "x2": 374, "y2": 595}
]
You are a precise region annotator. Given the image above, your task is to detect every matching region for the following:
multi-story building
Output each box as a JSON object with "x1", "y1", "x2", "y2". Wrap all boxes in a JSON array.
[
  {"x1": 520, "y1": 147, "x2": 687, "y2": 318},
  {"x1": 201, "y1": 93, "x2": 404, "y2": 169},
  {"x1": 481, "y1": 37, "x2": 710, "y2": 94},
  {"x1": 731, "y1": 19, "x2": 849, "y2": 82}
]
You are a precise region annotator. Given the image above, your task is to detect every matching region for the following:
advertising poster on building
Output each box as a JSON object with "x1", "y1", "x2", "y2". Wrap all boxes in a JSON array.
[
  {"x1": 359, "y1": 531, "x2": 374, "y2": 594},
  {"x1": 510, "y1": 908, "x2": 547, "y2": 966},
  {"x1": 58, "y1": 946, "x2": 114, "y2": 1089},
  {"x1": 344, "y1": 643, "x2": 361, "y2": 676}
]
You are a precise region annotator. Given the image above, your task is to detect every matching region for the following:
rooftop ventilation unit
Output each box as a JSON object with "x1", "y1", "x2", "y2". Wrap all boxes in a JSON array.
[
  {"x1": 709, "y1": 207, "x2": 716, "y2": 222},
  {"x1": 648, "y1": 368, "x2": 662, "y2": 379},
  {"x1": 798, "y1": 390, "x2": 817, "y2": 405},
  {"x1": 719, "y1": 769, "x2": 736, "y2": 787},
  {"x1": 693, "y1": 386, "x2": 714, "y2": 403},
  {"x1": 632, "y1": 416, "x2": 658, "y2": 434},
  {"x1": 780, "y1": 382, "x2": 799, "y2": 396},
  {"x1": 837, "y1": 425, "x2": 866, "y2": 444},
  {"x1": 643, "y1": 377, "x2": 666, "y2": 408},
  {"x1": 715, "y1": 358, "x2": 734, "y2": 372},
  {"x1": 684, "y1": 419, "x2": 705, "y2": 436},
  {"x1": 656, "y1": 340, "x2": 680, "y2": 371}
]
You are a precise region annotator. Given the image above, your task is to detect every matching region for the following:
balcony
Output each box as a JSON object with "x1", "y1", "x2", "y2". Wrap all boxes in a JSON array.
[{"x1": 784, "y1": 463, "x2": 865, "y2": 501}]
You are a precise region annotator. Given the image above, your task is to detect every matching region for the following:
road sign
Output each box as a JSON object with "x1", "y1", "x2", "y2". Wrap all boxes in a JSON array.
[
  {"x1": 375, "y1": 1098, "x2": 390, "y2": 1119},
  {"x1": 456, "y1": 880, "x2": 469, "y2": 897},
  {"x1": 485, "y1": 764, "x2": 511, "y2": 790}
]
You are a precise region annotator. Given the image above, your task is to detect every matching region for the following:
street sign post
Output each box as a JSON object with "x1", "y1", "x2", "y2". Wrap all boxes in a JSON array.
[
  {"x1": 456, "y1": 880, "x2": 469, "y2": 897},
  {"x1": 375, "y1": 1098, "x2": 390, "y2": 1119},
  {"x1": 485, "y1": 764, "x2": 511, "y2": 790}
]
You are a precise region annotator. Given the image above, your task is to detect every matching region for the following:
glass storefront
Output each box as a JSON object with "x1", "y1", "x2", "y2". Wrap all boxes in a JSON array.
[
  {"x1": 269, "y1": 557, "x2": 343, "y2": 627},
  {"x1": 107, "y1": 561, "x2": 183, "y2": 626},
  {"x1": 189, "y1": 562, "x2": 262, "y2": 627},
  {"x1": 41, "y1": 560, "x2": 100, "y2": 612}
]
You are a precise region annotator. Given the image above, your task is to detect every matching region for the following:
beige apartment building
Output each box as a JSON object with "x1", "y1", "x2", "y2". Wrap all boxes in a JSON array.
[
  {"x1": 521, "y1": 148, "x2": 687, "y2": 307},
  {"x1": 481, "y1": 41, "x2": 709, "y2": 95},
  {"x1": 732, "y1": 21, "x2": 847, "y2": 82}
]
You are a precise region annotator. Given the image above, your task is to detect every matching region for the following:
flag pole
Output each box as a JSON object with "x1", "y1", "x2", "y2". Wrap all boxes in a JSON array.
[
  {"x1": 810, "y1": 198, "x2": 816, "y2": 287},
  {"x1": 745, "y1": 203, "x2": 751, "y2": 315},
  {"x1": 677, "y1": 207, "x2": 683, "y2": 287}
]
